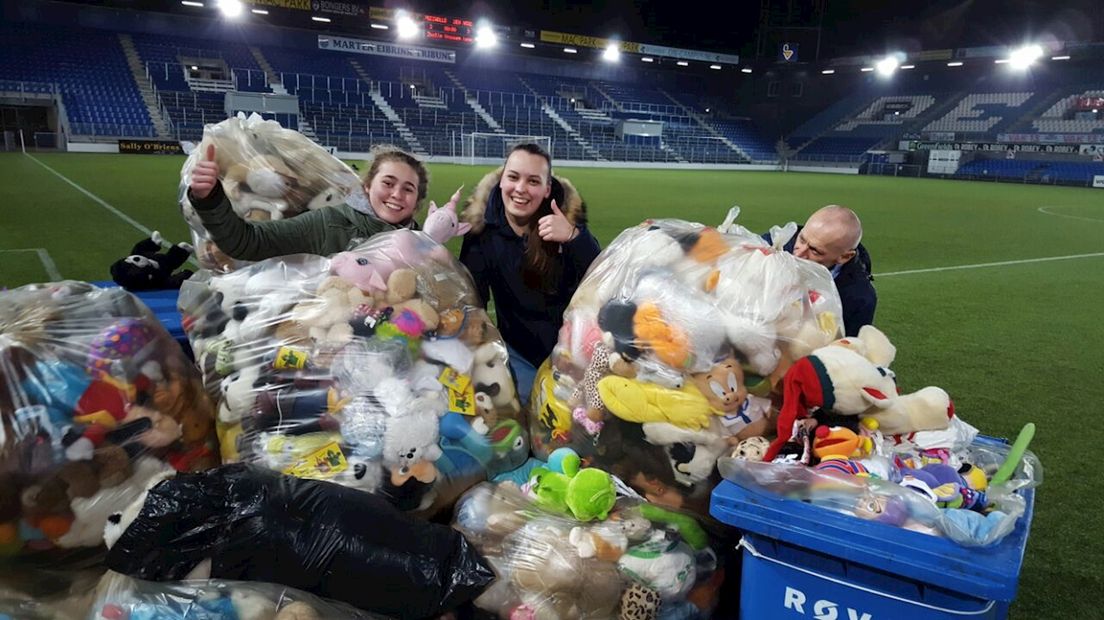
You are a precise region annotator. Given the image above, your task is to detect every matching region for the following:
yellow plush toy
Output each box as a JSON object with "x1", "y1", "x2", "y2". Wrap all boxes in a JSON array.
[{"x1": 597, "y1": 376, "x2": 720, "y2": 430}]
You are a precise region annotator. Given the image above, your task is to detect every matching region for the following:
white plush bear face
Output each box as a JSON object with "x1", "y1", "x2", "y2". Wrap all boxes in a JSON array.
[
  {"x1": 382, "y1": 411, "x2": 442, "y2": 470},
  {"x1": 472, "y1": 343, "x2": 517, "y2": 408}
]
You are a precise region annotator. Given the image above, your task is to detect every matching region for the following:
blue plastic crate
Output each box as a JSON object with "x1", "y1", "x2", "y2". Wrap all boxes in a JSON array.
[{"x1": 710, "y1": 436, "x2": 1035, "y2": 619}]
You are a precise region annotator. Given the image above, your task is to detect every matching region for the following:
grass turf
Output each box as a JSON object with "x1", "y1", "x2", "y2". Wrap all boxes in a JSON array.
[{"x1": 2, "y1": 152, "x2": 1103, "y2": 616}]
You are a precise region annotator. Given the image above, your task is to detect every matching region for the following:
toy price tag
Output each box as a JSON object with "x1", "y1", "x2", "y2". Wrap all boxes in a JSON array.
[
  {"x1": 273, "y1": 346, "x2": 310, "y2": 370},
  {"x1": 439, "y1": 367, "x2": 472, "y2": 393},
  {"x1": 284, "y1": 441, "x2": 348, "y2": 479},
  {"x1": 448, "y1": 384, "x2": 477, "y2": 416}
]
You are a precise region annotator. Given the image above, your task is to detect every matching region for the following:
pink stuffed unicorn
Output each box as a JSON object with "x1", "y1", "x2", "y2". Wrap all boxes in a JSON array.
[{"x1": 422, "y1": 187, "x2": 470, "y2": 244}]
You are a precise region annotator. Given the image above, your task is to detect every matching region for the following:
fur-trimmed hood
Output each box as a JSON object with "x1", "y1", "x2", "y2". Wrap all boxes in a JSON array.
[{"x1": 460, "y1": 166, "x2": 588, "y2": 234}]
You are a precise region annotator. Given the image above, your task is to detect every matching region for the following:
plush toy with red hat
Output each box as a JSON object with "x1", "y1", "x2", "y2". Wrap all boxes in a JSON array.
[{"x1": 763, "y1": 326, "x2": 899, "y2": 462}]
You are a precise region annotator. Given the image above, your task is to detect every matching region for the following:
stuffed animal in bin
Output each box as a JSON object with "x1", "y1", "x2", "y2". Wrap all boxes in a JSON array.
[{"x1": 110, "y1": 231, "x2": 194, "y2": 292}]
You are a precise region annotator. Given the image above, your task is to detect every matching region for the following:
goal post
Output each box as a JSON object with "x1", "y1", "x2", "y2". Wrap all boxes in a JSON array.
[{"x1": 461, "y1": 132, "x2": 552, "y2": 165}]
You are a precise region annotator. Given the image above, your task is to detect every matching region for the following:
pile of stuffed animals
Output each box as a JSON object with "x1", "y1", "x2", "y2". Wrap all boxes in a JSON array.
[
  {"x1": 714, "y1": 319, "x2": 1041, "y2": 546},
  {"x1": 179, "y1": 227, "x2": 526, "y2": 514},
  {"x1": 454, "y1": 448, "x2": 723, "y2": 620},
  {"x1": 531, "y1": 216, "x2": 846, "y2": 513},
  {"x1": 0, "y1": 281, "x2": 218, "y2": 559},
  {"x1": 178, "y1": 112, "x2": 364, "y2": 273}
]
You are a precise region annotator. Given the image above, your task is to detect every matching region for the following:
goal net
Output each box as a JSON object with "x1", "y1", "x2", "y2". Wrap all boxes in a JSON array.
[{"x1": 461, "y1": 132, "x2": 552, "y2": 165}]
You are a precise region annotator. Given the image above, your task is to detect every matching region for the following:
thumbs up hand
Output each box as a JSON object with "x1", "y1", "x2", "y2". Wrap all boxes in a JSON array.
[
  {"x1": 190, "y1": 143, "x2": 221, "y2": 200},
  {"x1": 537, "y1": 199, "x2": 577, "y2": 243}
]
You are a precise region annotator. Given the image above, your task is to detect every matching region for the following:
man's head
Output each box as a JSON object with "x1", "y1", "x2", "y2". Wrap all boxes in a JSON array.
[{"x1": 793, "y1": 205, "x2": 863, "y2": 269}]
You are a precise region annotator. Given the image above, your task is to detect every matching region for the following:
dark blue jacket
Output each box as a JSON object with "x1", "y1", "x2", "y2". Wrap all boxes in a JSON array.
[
  {"x1": 766, "y1": 226, "x2": 877, "y2": 337},
  {"x1": 460, "y1": 170, "x2": 601, "y2": 367}
]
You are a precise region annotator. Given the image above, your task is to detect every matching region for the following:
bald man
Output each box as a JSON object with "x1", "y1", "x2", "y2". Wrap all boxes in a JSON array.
[{"x1": 766, "y1": 205, "x2": 877, "y2": 336}]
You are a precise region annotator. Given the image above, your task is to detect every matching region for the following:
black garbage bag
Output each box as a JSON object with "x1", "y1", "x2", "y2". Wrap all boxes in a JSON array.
[{"x1": 104, "y1": 463, "x2": 495, "y2": 619}]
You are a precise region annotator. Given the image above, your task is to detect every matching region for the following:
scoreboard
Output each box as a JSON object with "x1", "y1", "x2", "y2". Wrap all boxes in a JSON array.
[{"x1": 424, "y1": 14, "x2": 475, "y2": 44}]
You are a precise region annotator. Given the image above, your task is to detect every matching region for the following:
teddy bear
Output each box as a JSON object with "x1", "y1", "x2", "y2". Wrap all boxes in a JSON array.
[
  {"x1": 223, "y1": 154, "x2": 300, "y2": 221},
  {"x1": 110, "y1": 231, "x2": 195, "y2": 292},
  {"x1": 288, "y1": 275, "x2": 371, "y2": 347},
  {"x1": 471, "y1": 342, "x2": 521, "y2": 418}
]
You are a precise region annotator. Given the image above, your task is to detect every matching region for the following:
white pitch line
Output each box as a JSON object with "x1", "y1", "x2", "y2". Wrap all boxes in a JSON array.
[
  {"x1": 0, "y1": 248, "x2": 63, "y2": 280},
  {"x1": 878, "y1": 252, "x2": 1104, "y2": 277},
  {"x1": 24, "y1": 153, "x2": 198, "y2": 268},
  {"x1": 1037, "y1": 206, "x2": 1104, "y2": 223}
]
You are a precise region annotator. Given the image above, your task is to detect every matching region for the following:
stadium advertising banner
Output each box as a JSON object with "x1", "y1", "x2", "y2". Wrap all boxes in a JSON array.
[
  {"x1": 247, "y1": 0, "x2": 310, "y2": 10},
  {"x1": 1094, "y1": 175, "x2": 1104, "y2": 188},
  {"x1": 311, "y1": 1, "x2": 365, "y2": 16},
  {"x1": 927, "y1": 150, "x2": 961, "y2": 174},
  {"x1": 916, "y1": 142, "x2": 1086, "y2": 154},
  {"x1": 638, "y1": 43, "x2": 739, "y2": 65},
  {"x1": 998, "y1": 133, "x2": 1104, "y2": 144},
  {"x1": 539, "y1": 30, "x2": 739, "y2": 64},
  {"x1": 540, "y1": 31, "x2": 641, "y2": 53},
  {"x1": 118, "y1": 139, "x2": 184, "y2": 155},
  {"x1": 317, "y1": 36, "x2": 455, "y2": 63}
]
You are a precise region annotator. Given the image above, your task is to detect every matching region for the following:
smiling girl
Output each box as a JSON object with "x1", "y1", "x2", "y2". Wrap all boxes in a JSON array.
[
  {"x1": 188, "y1": 144, "x2": 453, "y2": 260},
  {"x1": 459, "y1": 143, "x2": 601, "y2": 404}
]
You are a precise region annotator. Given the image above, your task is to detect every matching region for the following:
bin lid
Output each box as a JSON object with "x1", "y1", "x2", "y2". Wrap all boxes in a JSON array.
[{"x1": 709, "y1": 436, "x2": 1034, "y2": 602}]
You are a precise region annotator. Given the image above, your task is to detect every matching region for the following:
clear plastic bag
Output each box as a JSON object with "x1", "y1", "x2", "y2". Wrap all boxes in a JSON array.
[
  {"x1": 178, "y1": 112, "x2": 363, "y2": 273},
  {"x1": 179, "y1": 229, "x2": 526, "y2": 515},
  {"x1": 717, "y1": 434, "x2": 1043, "y2": 546},
  {"x1": 88, "y1": 572, "x2": 387, "y2": 619},
  {"x1": 0, "y1": 282, "x2": 218, "y2": 563},
  {"x1": 532, "y1": 217, "x2": 842, "y2": 514},
  {"x1": 453, "y1": 479, "x2": 723, "y2": 619}
]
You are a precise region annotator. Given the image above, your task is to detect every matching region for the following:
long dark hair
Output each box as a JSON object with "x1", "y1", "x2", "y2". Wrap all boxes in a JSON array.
[{"x1": 506, "y1": 143, "x2": 562, "y2": 293}]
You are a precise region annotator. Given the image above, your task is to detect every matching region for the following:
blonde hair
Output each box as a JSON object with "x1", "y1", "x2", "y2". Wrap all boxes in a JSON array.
[{"x1": 363, "y1": 145, "x2": 429, "y2": 202}]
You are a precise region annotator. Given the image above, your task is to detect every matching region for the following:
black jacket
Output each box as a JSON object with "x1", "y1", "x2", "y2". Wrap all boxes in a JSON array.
[{"x1": 459, "y1": 168, "x2": 601, "y2": 367}]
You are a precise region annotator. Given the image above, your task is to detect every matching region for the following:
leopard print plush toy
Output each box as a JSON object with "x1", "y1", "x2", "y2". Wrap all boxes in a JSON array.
[{"x1": 619, "y1": 583, "x2": 661, "y2": 620}]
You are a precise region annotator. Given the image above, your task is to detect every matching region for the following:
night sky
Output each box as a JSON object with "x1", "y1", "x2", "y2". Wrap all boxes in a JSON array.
[{"x1": 410, "y1": 0, "x2": 1103, "y2": 59}]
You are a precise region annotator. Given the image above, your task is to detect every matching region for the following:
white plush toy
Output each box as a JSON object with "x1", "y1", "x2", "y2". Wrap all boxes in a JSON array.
[{"x1": 57, "y1": 458, "x2": 172, "y2": 548}]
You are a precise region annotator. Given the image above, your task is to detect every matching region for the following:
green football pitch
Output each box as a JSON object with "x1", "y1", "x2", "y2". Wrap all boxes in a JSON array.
[{"x1": 2, "y1": 151, "x2": 1102, "y2": 617}]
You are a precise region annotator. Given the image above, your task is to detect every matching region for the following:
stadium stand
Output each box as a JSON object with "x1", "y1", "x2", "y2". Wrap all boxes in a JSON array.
[
  {"x1": 0, "y1": 23, "x2": 153, "y2": 137},
  {"x1": 924, "y1": 92, "x2": 1034, "y2": 134}
]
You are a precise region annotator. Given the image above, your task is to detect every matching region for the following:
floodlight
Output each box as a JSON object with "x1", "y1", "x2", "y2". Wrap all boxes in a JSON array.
[
  {"x1": 1008, "y1": 44, "x2": 1044, "y2": 70},
  {"x1": 676, "y1": 61, "x2": 689, "y2": 67},
  {"x1": 603, "y1": 44, "x2": 620, "y2": 62},
  {"x1": 520, "y1": 42, "x2": 535, "y2": 49},
  {"x1": 251, "y1": 8, "x2": 268, "y2": 15},
  {"x1": 476, "y1": 24, "x2": 497, "y2": 48},
  {"x1": 900, "y1": 64, "x2": 915, "y2": 70},
  {"x1": 217, "y1": 0, "x2": 242, "y2": 18},
  {"x1": 396, "y1": 12, "x2": 419, "y2": 40},
  {"x1": 311, "y1": 16, "x2": 331, "y2": 23},
  {"x1": 875, "y1": 55, "x2": 899, "y2": 77},
  {"x1": 741, "y1": 67, "x2": 752, "y2": 74},
  {"x1": 641, "y1": 57, "x2": 654, "y2": 63},
  {"x1": 1051, "y1": 55, "x2": 1070, "y2": 61},
  {"x1": 709, "y1": 64, "x2": 721, "y2": 70},
  {"x1": 861, "y1": 67, "x2": 874, "y2": 72},
  {"x1": 370, "y1": 23, "x2": 389, "y2": 30},
  {"x1": 180, "y1": 1, "x2": 203, "y2": 6},
  {"x1": 564, "y1": 47, "x2": 577, "y2": 54},
  {"x1": 821, "y1": 69, "x2": 835, "y2": 74},
  {"x1": 947, "y1": 61, "x2": 963, "y2": 67}
]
